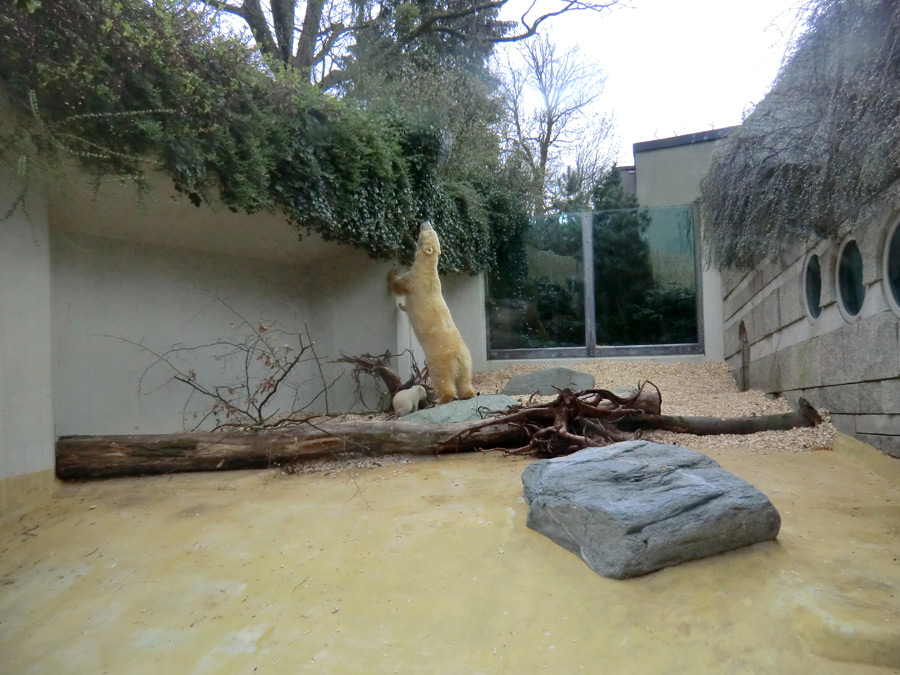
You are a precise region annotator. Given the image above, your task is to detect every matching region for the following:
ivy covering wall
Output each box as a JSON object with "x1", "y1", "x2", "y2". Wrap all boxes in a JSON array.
[
  {"x1": 0, "y1": 0, "x2": 528, "y2": 273},
  {"x1": 700, "y1": 0, "x2": 900, "y2": 271}
]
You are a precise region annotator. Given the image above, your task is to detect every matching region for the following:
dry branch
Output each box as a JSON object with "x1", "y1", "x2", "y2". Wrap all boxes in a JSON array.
[{"x1": 334, "y1": 350, "x2": 433, "y2": 411}]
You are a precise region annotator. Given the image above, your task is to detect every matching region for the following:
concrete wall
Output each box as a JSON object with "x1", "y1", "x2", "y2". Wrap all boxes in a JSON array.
[
  {"x1": 444, "y1": 273, "x2": 487, "y2": 372},
  {"x1": 633, "y1": 130, "x2": 730, "y2": 363},
  {"x1": 0, "y1": 174, "x2": 55, "y2": 478},
  {"x1": 303, "y1": 247, "x2": 404, "y2": 413},
  {"x1": 46, "y1": 174, "x2": 439, "y2": 434},
  {"x1": 0, "y1": 169, "x2": 489, "y2": 479},
  {"x1": 50, "y1": 231, "x2": 318, "y2": 435},
  {"x1": 722, "y1": 184, "x2": 900, "y2": 458}
]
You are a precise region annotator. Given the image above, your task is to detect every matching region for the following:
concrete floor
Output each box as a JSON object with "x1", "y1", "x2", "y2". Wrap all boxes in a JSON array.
[{"x1": 0, "y1": 434, "x2": 898, "y2": 674}]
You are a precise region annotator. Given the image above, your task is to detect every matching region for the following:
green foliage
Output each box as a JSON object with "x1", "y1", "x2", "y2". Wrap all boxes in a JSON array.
[
  {"x1": 592, "y1": 171, "x2": 698, "y2": 345},
  {"x1": 591, "y1": 180, "x2": 654, "y2": 345},
  {"x1": 700, "y1": 0, "x2": 900, "y2": 270},
  {"x1": 0, "y1": 0, "x2": 528, "y2": 273},
  {"x1": 488, "y1": 169, "x2": 700, "y2": 351}
]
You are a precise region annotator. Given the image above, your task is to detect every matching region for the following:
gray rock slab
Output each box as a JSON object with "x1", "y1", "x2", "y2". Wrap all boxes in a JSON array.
[
  {"x1": 401, "y1": 394, "x2": 518, "y2": 424},
  {"x1": 522, "y1": 441, "x2": 781, "y2": 579},
  {"x1": 502, "y1": 367, "x2": 595, "y2": 395}
]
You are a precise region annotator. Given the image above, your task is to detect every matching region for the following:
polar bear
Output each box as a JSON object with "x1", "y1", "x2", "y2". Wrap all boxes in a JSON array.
[
  {"x1": 387, "y1": 222, "x2": 475, "y2": 405},
  {"x1": 392, "y1": 385, "x2": 427, "y2": 417}
]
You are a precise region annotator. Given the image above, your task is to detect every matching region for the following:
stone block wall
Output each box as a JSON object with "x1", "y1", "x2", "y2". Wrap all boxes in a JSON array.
[{"x1": 722, "y1": 187, "x2": 900, "y2": 458}]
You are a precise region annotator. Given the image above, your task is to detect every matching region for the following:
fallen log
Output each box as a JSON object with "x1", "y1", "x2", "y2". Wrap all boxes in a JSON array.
[
  {"x1": 56, "y1": 394, "x2": 824, "y2": 480},
  {"x1": 616, "y1": 397, "x2": 822, "y2": 434},
  {"x1": 56, "y1": 420, "x2": 527, "y2": 481}
]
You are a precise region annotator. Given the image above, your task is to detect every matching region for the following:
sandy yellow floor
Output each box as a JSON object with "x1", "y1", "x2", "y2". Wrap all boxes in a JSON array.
[{"x1": 0, "y1": 435, "x2": 898, "y2": 674}]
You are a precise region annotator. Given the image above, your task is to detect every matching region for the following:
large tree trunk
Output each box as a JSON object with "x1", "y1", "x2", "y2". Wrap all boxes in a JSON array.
[
  {"x1": 56, "y1": 420, "x2": 527, "y2": 481},
  {"x1": 615, "y1": 398, "x2": 822, "y2": 434}
]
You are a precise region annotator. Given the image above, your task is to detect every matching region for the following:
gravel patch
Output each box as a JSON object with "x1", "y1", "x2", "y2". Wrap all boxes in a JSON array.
[{"x1": 473, "y1": 360, "x2": 836, "y2": 455}]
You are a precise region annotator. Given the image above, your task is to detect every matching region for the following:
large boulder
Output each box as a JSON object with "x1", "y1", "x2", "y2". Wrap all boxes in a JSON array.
[
  {"x1": 401, "y1": 394, "x2": 517, "y2": 424},
  {"x1": 522, "y1": 441, "x2": 781, "y2": 579},
  {"x1": 502, "y1": 367, "x2": 595, "y2": 396}
]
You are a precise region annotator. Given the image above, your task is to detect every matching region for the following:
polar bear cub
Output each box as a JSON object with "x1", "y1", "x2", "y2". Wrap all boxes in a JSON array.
[
  {"x1": 392, "y1": 385, "x2": 427, "y2": 417},
  {"x1": 387, "y1": 222, "x2": 475, "y2": 405}
]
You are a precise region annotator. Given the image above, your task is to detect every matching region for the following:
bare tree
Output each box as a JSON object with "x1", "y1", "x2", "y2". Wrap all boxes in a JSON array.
[
  {"x1": 500, "y1": 34, "x2": 615, "y2": 213},
  {"x1": 546, "y1": 139, "x2": 618, "y2": 212},
  {"x1": 201, "y1": 0, "x2": 622, "y2": 88}
]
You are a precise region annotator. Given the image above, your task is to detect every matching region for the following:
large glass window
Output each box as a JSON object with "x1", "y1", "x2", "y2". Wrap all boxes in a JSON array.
[
  {"x1": 804, "y1": 253, "x2": 822, "y2": 320},
  {"x1": 593, "y1": 206, "x2": 698, "y2": 346},
  {"x1": 487, "y1": 213, "x2": 585, "y2": 352},
  {"x1": 837, "y1": 239, "x2": 865, "y2": 319},
  {"x1": 487, "y1": 205, "x2": 701, "y2": 358},
  {"x1": 885, "y1": 219, "x2": 900, "y2": 317}
]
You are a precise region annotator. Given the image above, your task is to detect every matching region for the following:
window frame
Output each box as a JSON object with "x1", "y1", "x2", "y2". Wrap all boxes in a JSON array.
[
  {"x1": 835, "y1": 237, "x2": 866, "y2": 322},
  {"x1": 883, "y1": 217, "x2": 900, "y2": 319},
  {"x1": 802, "y1": 252, "x2": 823, "y2": 322}
]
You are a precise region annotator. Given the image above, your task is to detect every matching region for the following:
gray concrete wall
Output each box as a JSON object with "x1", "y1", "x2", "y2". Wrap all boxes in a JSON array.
[
  {"x1": 303, "y1": 247, "x2": 404, "y2": 413},
  {"x1": 444, "y1": 272, "x2": 487, "y2": 372},
  {"x1": 50, "y1": 230, "x2": 321, "y2": 435},
  {"x1": 0, "y1": 174, "x2": 55, "y2": 479},
  {"x1": 722, "y1": 185, "x2": 900, "y2": 457},
  {"x1": 0, "y1": 170, "x2": 488, "y2": 480}
]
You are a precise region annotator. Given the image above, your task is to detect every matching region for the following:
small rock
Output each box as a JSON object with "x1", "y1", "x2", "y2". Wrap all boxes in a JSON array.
[
  {"x1": 522, "y1": 440, "x2": 781, "y2": 579},
  {"x1": 502, "y1": 367, "x2": 595, "y2": 396},
  {"x1": 401, "y1": 394, "x2": 518, "y2": 424}
]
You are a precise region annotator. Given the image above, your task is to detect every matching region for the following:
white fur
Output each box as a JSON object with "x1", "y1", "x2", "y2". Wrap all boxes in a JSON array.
[
  {"x1": 392, "y1": 385, "x2": 427, "y2": 417},
  {"x1": 386, "y1": 222, "x2": 475, "y2": 405}
]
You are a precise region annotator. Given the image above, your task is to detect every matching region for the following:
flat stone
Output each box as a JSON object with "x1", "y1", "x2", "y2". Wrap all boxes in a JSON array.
[
  {"x1": 401, "y1": 394, "x2": 518, "y2": 424},
  {"x1": 502, "y1": 367, "x2": 595, "y2": 396},
  {"x1": 522, "y1": 441, "x2": 781, "y2": 579}
]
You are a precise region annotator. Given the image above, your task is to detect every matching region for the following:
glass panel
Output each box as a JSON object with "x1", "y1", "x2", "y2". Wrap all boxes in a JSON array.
[
  {"x1": 593, "y1": 205, "x2": 698, "y2": 346},
  {"x1": 805, "y1": 254, "x2": 822, "y2": 319},
  {"x1": 487, "y1": 213, "x2": 585, "y2": 350},
  {"x1": 838, "y1": 240, "x2": 865, "y2": 316},
  {"x1": 887, "y1": 224, "x2": 900, "y2": 307}
]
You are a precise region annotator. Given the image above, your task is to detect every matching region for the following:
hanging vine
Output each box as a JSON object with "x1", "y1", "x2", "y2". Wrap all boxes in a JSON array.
[
  {"x1": 0, "y1": 0, "x2": 528, "y2": 273},
  {"x1": 700, "y1": 0, "x2": 900, "y2": 270}
]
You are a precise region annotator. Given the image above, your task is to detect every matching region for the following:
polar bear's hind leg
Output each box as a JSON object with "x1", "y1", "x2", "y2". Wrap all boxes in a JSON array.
[{"x1": 431, "y1": 366, "x2": 459, "y2": 404}]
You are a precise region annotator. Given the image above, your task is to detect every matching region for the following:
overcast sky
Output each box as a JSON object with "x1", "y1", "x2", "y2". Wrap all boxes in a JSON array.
[{"x1": 501, "y1": 0, "x2": 808, "y2": 165}]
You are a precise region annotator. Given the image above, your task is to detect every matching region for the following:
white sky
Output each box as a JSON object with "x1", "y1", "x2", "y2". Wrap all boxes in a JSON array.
[{"x1": 502, "y1": 0, "x2": 808, "y2": 165}]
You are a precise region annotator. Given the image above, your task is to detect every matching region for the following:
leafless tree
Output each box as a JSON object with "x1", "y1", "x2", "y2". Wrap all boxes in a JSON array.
[
  {"x1": 200, "y1": 0, "x2": 622, "y2": 88},
  {"x1": 499, "y1": 34, "x2": 615, "y2": 212}
]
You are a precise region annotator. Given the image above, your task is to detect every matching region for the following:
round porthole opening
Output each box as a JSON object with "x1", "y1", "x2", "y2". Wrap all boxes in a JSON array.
[
  {"x1": 837, "y1": 239, "x2": 865, "y2": 319},
  {"x1": 804, "y1": 253, "x2": 822, "y2": 320},
  {"x1": 885, "y1": 219, "x2": 900, "y2": 317}
]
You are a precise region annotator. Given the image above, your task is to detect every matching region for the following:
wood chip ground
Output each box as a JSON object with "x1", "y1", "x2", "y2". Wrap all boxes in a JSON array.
[{"x1": 472, "y1": 360, "x2": 836, "y2": 455}]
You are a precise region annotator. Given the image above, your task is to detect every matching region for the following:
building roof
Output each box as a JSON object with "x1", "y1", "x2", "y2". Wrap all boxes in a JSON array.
[{"x1": 633, "y1": 126, "x2": 738, "y2": 154}]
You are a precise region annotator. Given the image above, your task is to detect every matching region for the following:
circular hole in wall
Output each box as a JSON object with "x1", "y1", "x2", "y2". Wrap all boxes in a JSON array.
[
  {"x1": 837, "y1": 239, "x2": 865, "y2": 319},
  {"x1": 803, "y1": 253, "x2": 822, "y2": 320},
  {"x1": 885, "y1": 219, "x2": 900, "y2": 317}
]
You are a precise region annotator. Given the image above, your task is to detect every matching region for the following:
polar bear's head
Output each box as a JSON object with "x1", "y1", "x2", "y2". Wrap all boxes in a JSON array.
[{"x1": 416, "y1": 221, "x2": 442, "y2": 258}]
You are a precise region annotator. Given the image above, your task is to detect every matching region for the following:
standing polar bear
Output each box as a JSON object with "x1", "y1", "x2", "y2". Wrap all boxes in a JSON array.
[{"x1": 387, "y1": 222, "x2": 475, "y2": 405}]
